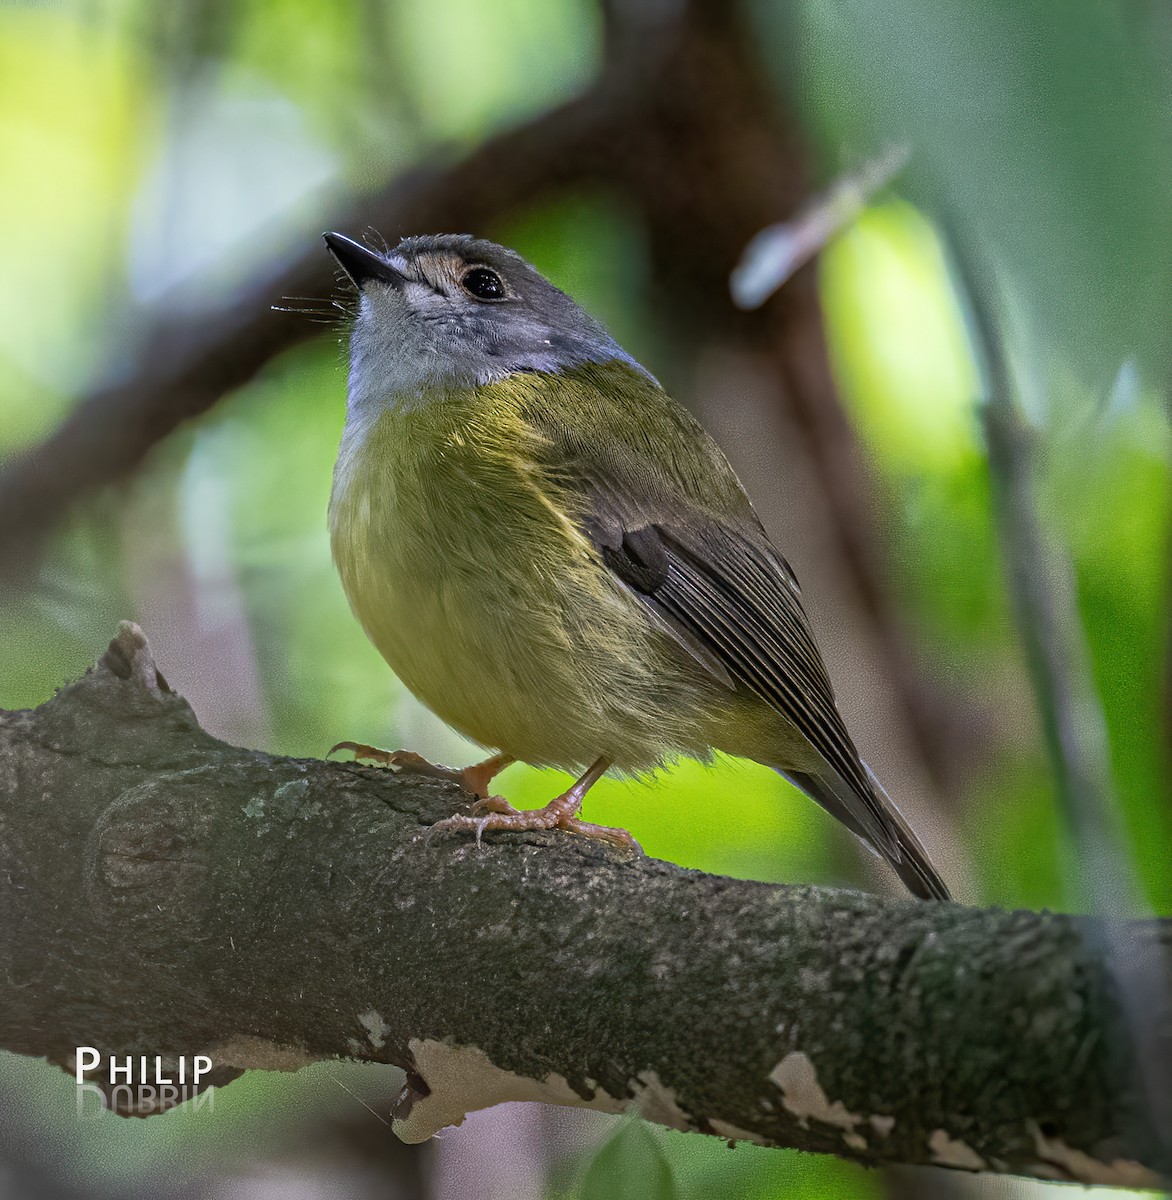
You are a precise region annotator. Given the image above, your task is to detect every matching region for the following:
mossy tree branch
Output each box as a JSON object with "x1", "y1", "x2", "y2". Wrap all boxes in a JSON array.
[{"x1": 0, "y1": 623, "x2": 1168, "y2": 1189}]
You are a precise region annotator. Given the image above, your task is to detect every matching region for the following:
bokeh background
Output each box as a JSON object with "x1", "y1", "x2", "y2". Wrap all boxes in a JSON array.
[{"x1": 1, "y1": 0, "x2": 1169, "y2": 1197}]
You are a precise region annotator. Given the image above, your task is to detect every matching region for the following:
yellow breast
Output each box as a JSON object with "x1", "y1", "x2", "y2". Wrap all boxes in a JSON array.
[
  {"x1": 328, "y1": 372, "x2": 748, "y2": 773},
  {"x1": 330, "y1": 383, "x2": 628, "y2": 766}
]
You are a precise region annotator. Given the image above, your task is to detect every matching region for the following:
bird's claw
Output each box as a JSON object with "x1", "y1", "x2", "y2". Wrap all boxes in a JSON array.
[
  {"x1": 427, "y1": 803, "x2": 641, "y2": 852},
  {"x1": 329, "y1": 742, "x2": 445, "y2": 775},
  {"x1": 327, "y1": 743, "x2": 512, "y2": 799},
  {"x1": 469, "y1": 794, "x2": 521, "y2": 817}
]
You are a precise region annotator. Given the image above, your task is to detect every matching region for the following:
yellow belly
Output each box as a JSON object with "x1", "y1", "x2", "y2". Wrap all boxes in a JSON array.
[{"x1": 328, "y1": 395, "x2": 732, "y2": 773}]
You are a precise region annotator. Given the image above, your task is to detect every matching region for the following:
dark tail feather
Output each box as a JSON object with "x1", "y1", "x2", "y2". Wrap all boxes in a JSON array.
[
  {"x1": 780, "y1": 764, "x2": 952, "y2": 902},
  {"x1": 861, "y1": 763, "x2": 951, "y2": 901},
  {"x1": 888, "y1": 836, "x2": 952, "y2": 901}
]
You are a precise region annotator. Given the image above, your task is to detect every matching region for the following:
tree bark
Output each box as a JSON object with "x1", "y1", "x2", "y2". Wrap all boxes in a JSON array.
[{"x1": 0, "y1": 623, "x2": 1167, "y2": 1189}]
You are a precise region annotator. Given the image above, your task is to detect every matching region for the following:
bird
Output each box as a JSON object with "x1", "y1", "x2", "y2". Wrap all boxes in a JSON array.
[{"x1": 322, "y1": 230, "x2": 950, "y2": 901}]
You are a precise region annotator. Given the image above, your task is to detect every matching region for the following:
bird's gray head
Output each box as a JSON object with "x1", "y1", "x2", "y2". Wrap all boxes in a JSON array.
[{"x1": 324, "y1": 231, "x2": 648, "y2": 418}]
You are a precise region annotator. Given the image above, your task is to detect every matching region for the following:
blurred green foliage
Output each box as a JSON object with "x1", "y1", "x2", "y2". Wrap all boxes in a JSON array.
[
  {"x1": 776, "y1": 0, "x2": 1172, "y2": 389},
  {"x1": 579, "y1": 1122, "x2": 678, "y2": 1200},
  {"x1": 1, "y1": 0, "x2": 1170, "y2": 1197}
]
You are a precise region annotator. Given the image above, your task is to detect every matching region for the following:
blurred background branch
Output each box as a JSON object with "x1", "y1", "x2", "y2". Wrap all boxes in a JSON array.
[
  {"x1": 0, "y1": 68, "x2": 624, "y2": 586},
  {"x1": 945, "y1": 223, "x2": 1172, "y2": 1170}
]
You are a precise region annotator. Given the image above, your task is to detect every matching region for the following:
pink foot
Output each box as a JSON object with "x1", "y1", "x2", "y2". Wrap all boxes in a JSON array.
[
  {"x1": 429, "y1": 788, "x2": 641, "y2": 851},
  {"x1": 329, "y1": 743, "x2": 512, "y2": 798}
]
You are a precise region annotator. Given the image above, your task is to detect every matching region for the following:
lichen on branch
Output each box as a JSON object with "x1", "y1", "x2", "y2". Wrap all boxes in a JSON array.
[{"x1": 0, "y1": 624, "x2": 1167, "y2": 1189}]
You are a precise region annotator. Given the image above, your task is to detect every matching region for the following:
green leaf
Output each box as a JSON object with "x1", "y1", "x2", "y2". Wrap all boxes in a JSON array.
[{"x1": 580, "y1": 1123, "x2": 678, "y2": 1200}]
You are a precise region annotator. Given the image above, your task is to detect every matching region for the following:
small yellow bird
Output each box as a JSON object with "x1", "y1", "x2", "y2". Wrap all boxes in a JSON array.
[{"x1": 323, "y1": 231, "x2": 950, "y2": 901}]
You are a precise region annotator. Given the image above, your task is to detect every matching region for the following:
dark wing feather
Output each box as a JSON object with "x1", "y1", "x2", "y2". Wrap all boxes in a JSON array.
[
  {"x1": 599, "y1": 516, "x2": 894, "y2": 853},
  {"x1": 574, "y1": 454, "x2": 894, "y2": 851}
]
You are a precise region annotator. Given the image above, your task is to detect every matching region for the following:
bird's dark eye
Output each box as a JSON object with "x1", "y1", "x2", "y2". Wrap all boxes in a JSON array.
[{"x1": 461, "y1": 267, "x2": 505, "y2": 301}]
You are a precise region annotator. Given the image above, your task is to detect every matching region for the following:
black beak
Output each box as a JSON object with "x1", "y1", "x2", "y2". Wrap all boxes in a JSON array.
[{"x1": 323, "y1": 232, "x2": 407, "y2": 289}]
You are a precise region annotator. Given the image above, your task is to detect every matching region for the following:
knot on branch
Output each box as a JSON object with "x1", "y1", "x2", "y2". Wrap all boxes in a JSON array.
[
  {"x1": 2, "y1": 625, "x2": 1170, "y2": 1187},
  {"x1": 98, "y1": 621, "x2": 170, "y2": 694},
  {"x1": 86, "y1": 767, "x2": 218, "y2": 940}
]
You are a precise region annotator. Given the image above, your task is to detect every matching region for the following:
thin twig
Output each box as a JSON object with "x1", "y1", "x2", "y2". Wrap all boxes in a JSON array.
[
  {"x1": 943, "y1": 218, "x2": 1172, "y2": 1161},
  {"x1": 730, "y1": 144, "x2": 910, "y2": 309}
]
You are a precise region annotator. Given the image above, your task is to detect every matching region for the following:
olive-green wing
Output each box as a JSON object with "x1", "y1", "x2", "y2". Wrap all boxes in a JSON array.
[
  {"x1": 587, "y1": 500, "x2": 894, "y2": 853},
  {"x1": 525, "y1": 384, "x2": 892, "y2": 854},
  {"x1": 522, "y1": 366, "x2": 950, "y2": 899}
]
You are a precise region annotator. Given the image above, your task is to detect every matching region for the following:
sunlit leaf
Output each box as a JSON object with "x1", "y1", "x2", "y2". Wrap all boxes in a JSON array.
[
  {"x1": 819, "y1": 201, "x2": 979, "y2": 473},
  {"x1": 388, "y1": 0, "x2": 600, "y2": 142},
  {"x1": 0, "y1": 5, "x2": 148, "y2": 426},
  {"x1": 580, "y1": 1122, "x2": 677, "y2": 1200}
]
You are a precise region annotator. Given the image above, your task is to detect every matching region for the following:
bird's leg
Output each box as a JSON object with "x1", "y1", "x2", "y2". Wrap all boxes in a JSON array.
[
  {"x1": 330, "y1": 742, "x2": 513, "y2": 799},
  {"x1": 429, "y1": 756, "x2": 641, "y2": 851},
  {"x1": 458, "y1": 753, "x2": 515, "y2": 799}
]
